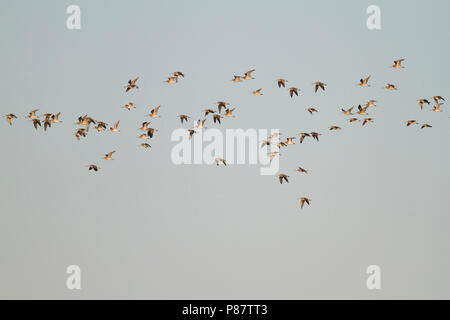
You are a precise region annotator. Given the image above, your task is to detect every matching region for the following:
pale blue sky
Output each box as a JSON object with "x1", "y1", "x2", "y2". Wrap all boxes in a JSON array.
[{"x1": 0, "y1": 0, "x2": 449, "y2": 299}]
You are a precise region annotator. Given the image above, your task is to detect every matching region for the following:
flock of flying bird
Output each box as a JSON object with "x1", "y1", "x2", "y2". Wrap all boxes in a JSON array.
[{"x1": 3, "y1": 59, "x2": 447, "y2": 210}]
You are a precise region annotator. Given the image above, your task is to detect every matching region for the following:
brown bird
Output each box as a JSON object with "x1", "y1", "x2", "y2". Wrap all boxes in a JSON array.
[
  {"x1": 5, "y1": 114, "x2": 17, "y2": 126},
  {"x1": 27, "y1": 109, "x2": 39, "y2": 119},
  {"x1": 75, "y1": 128, "x2": 87, "y2": 140},
  {"x1": 95, "y1": 121, "x2": 108, "y2": 132},
  {"x1": 215, "y1": 158, "x2": 227, "y2": 166},
  {"x1": 173, "y1": 71, "x2": 185, "y2": 78},
  {"x1": 51, "y1": 112, "x2": 62, "y2": 123},
  {"x1": 307, "y1": 107, "x2": 318, "y2": 115},
  {"x1": 87, "y1": 165, "x2": 100, "y2": 172},
  {"x1": 298, "y1": 197, "x2": 311, "y2": 209},
  {"x1": 421, "y1": 124, "x2": 432, "y2": 129},
  {"x1": 356, "y1": 105, "x2": 369, "y2": 115},
  {"x1": 188, "y1": 129, "x2": 196, "y2": 139},
  {"x1": 110, "y1": 121, "x2": 120, "y2": 133},
  {"x1": 277, "y1": 79, "x2": 288, "y2": 88},
  {"x1": 179, "y1": 115, "x2": 190, "y2": 124},
  {"x1": 313, "y1": 82, "x2": 326, "y2": 92},
  {"x1": 385, "y1": 83, "x2": 398, "y2": 90},
  {"x1": 216, "y1": 101, "x2": 229, "y2": 113},
  {"x1": 243, "y1": 69, "x2": 255, "y2": 80},
  {"x1": 277, "y1": 141, "x2": 288, "y2": 148},
  {"x1": 362, "y1": 118, "x2": 374, "y2": 126},
  {"x1": 148, "y1": 106, "x2": 161, "y2": 118},
  {"x1": 349, "y1": 118, "x2": 360, "y2": 123},
  {"x1": 140, "y1": 122, "x2": 151, "y2": 131},
  {"x1": 432, "y1": 104, "x2": 443, "y2": 112},
  {"x1": 232, "y1": 75, "x2": 243, "y2": 83},
  {"x1": 366, "y1": 100, "x2": 377, "y2": 108},
  {"x1": 165, "y1": 76, "x2": 178, "y2": 84},
  {"x1": 204, "y1": 109, "x2": 216, "y2": 116},
  {"x1": 104, "y1": 151, "x2": 116, "y2": 160},
  {"x1": 125, "y1": 77, "x2": 139, "y2": 92},
  {"x1": 213, "y1": 114, "x2": 223, "y2": 124},
  {"x1": 298, "y1": 132, "x2": 310, "y2": 144},
  {"x1": 432, "y1": 96, "x2": 445, "y2": 104},
  {"x1": 289, "y1": 87, "x2": 300, "y2": 98},
  {"x1": 32, "y1": 119, "x2": 41, "y2": 130},
  {"x1": 296, "y1": 167, "x2": 308, "y2": 174},
  {"x1": 278, "y1": 174, "x2": 289, "y2": 184},
  {"x1": 124, "y1": 102, "x2": 136, "y2": 111},
  {"x1": 342, "y1": 107, "x2": 354, "y2": 115},
  {"x1": 286, "y1": 137, "x2": 296, "y2": 145},
  {"x1": 252, "y1": 88, "x2": 263, "y2": 96},
  {"x1": 43, "y1": 119, "x2": 52, "y2": 131},
  {"x1": 311, "y1": 132, "x2": 321, "y2": 141},
  {"x1": 224, "y1": 108, "x2": 236, "y2": 118},
  {"x1": 418, "y1": 99, "x2": 430, "y2": 110},
  {"x1": 392, "y1": 59, "x2": 405, "y2": 69},
  {"x1": 406, "y1": 120, "x2": 418, "y2": 126},
  {"x1": 359, "y1": 76, "x2": 371, "y2": 87},
  {"x1": 147, "y1": 128, "x2": 158, "y2": 138},
  {"x1": 329, "y1": 126, "x2": 341, "y2": 131},
  {"x1": 141, "y1": 143, "x2": 152, "y2": 148}
]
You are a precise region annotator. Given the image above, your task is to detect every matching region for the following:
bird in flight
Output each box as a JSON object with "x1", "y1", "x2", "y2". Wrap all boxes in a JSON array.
[
  {"x1": 224, "y1": 108, "x2": 236, "y2": 117},
  {"x1": 421, "y1": 124, "x2": 432, "y2": 129},
  {"x1": 432, "y1": 96, "x2": 445, "y2": 104},
  {"x1": 51, "y1": 112, "x2": 62, "y2": 123},
  {"x1": 215, "y1": 158, "x2": 227, "y2": 166},
  {"x1": 195, "y1": 119, "x2": 207, "y2": 130},
  {"x1": 179, "y1": 115, "x2": 190, "y2": 124},
  {"x1": 277, "y1": 79, "x2": 288, "y2": 88},
  {"x1": 31, "y1": 119, "x2": 41, "y2": 130},
  {"x1": 356, "y1": 105, "x2": 369, "y2": 115},
  {"x1": 216, "y1": 102, "x2": 229, "y2": 113},
  {"x1": 342, "y1": 107, "x2": 354, "y2": 115},
  {"x1": 366, "y1": 100, "x2": 377, "y2": 108},
  {"x1": 286, "y1": 137, "x2": 296, "y2": 145},
  {"x1": 165, "y1": 76, "x2": 178, "y2": 84},
  {"x1": 298, "y1": 132, "x2": 310, "y2": 144},
  {"x1": 243, "y1": 69, "x2": 255, "y2": 80},
  {"x1": 173, "y1": 71, "x2": 185, "y2": 78},
  {"x1": 385, "y1": 84, "x2": 398, "y2": 90},
  {"x1": 27, "y1": 109, "x2": 39, "y2": 120},
  {"x1": 392, "y1": 59, "x2": 405, "y2": 69},
  {"x1": 289, "y1": 87, "x2": 300, "y2": 98},
  {"x1": 311, "y1": 132, "x2": 321, "y2": 141},
  {"x1": 313, "y1": 82, "x2": 326, "y2": 92},
  {"x1": 307, "y1": 107, "x2": 318, "y2": 115},
  {"x1": 298, "y1": 197, "x2": 311, "y2": 209},
  {"x1": 296, "y1": 167, "x2": 308, "y2": 174},
  {"x1": 104, "y1": 151, "x2": 116, "y2": 160},
  {"x1": 213, "y1": 114, "x2": 223, "y2": 124},
  {"x1": 95, "y1": 121, "x2": 108, "y2": 132},
  {"x1": 5, "y1": 114, "x2": 17, "y2": 126},
  {"x1": 125, "y1": 77, "x2": 139, "y2": 92},
  {"x1": 147, "y1": 128, "x2": 158, "y2": 138},
  {"x1": 110, "y1": 121, "x2": 120, "y2": 133},
  {"x1": 252, "y1": 88, "x2": 263, "y2": 96},
  {"x1": 329, "y1": 126, "x2": 342, "y2": 131},
  {"x1": 43, "y1": 118, "x2": 52, "y2": 131},
  {"x1": 359, "y1": 76, "x2": 371, "y2": 87},
  {"x1": 148, "y1": 106, "x2": 161, "y2": 118},
  {"x1": 278, "y1": 174, "x2": 289, "y2": 184},
  {"x1": 406, "y1": 120, "x2": 418, "y2": 126},
  {"x1": 124, "y1": 103, "x2": 136, "y2": 111},
  {"x1": 362, "y1": 118, "x2": 374, "y2": 126},
  {"x1": 188, "y1": 129, "x2": 196, "y2": 139},
  {"x1": 232, "y1": 75, "x2": 243, "y2": 83},
  {"x1": 87, "y1": 165, "x2": 100, "y2": 172},
  {"x1": 349, "y1": 118, "x2": 360, "y2": 123},
  {"x1": 418, "y1": 99, "x2": 430, "y2": 110},
  {"x1": 204, "y1": 109, "x2": 216, "y2": 116},
  {"x1": 432, "y1": 104, "x2": 443, "y2": 112},
  {"x1": 75, "y1": 128, "x2": 87, "y2": 140},
  {"x1": 141, "y1": 143, "x2": 152, "y2": 149}
]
